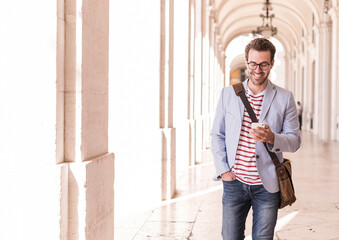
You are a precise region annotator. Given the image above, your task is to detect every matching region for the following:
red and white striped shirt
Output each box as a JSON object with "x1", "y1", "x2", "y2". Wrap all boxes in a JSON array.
[{"x1": 232, "y1": 89, "x2": 265, "y2": 185}]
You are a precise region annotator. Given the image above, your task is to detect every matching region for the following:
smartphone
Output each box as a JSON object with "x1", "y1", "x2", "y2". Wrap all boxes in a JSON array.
[{"x1": 251, "y1": 122, "x2": 265, "y2": 129}]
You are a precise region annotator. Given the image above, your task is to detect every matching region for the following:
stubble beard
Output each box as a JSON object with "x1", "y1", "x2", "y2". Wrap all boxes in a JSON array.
[{"x1": 248, "y1": 71, "x2": 269, "y2": 87}]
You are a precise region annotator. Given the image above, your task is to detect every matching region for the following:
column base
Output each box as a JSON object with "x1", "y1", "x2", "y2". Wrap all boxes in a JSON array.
[
  {"x1": 66, "y1": 153, "x2": 115, "y2": 240},
  {"x1": 160, "y1": 128, "x2": 176, "y2": 200}
]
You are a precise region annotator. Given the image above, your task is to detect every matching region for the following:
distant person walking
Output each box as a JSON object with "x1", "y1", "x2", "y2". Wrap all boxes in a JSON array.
[{"x1": 297, "y1": 101, "x2": 303, "y2": 130}]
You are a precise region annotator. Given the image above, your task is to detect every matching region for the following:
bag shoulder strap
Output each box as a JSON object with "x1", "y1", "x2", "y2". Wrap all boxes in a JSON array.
[
  {"x1": 232, "y1": 83, "x2": 281, "y2": 167},
  {"x1": 232, "y1": 83, "x2": 258, "y2": 123}
]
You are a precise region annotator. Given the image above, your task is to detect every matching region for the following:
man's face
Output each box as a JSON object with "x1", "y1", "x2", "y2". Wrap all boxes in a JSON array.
[{"x1": 246, "y1": 49, "x2": 274, "y2": 87}]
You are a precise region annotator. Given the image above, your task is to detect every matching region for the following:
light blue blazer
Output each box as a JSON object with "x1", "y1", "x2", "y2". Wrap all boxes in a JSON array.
[{"x1": 211, "y1": 80, "x2": 301, "y2": 193}]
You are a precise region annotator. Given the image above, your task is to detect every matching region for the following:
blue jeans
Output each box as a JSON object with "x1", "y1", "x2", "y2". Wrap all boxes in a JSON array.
[{"x1": 222, "y1": 179, "x2": 280, "y2": 240}]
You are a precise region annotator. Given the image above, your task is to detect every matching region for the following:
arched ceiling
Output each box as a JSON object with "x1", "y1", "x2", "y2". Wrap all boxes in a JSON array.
[{"x1": 211, "y1": 0, "x2": 326, "y2": 53}]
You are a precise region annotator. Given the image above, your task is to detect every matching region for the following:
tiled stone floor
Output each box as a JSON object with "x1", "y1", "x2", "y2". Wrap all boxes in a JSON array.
[{"x1": 115, "y1": 131, "x2": 339, "y2": 239}]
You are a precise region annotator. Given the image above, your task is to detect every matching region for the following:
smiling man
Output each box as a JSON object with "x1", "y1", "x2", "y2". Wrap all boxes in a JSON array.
[{"x1": 211, "y1": 38, "x2": 300, "y2": 240}]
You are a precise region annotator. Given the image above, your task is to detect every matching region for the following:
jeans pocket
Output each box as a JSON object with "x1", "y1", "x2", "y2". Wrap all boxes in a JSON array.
[{"x1": 222, "y1": 178, "x2": 237, "y2": 183}]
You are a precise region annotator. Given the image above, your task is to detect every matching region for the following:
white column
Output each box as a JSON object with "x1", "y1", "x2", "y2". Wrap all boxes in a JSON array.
[
  {"x1": 329, "y1": 7, "x2": 339, "y2": 141},
  {"x1": 173, "y1": 0, "x2": 190, "y2": 170},
  {"x1": 316, "y1": 15, "x2": 332, "y2": 141},
  {"x1": 209, "y1": 16, "x2": 217, "y2": 143},
  {"x1": 58, "y1": 0, "x2": 115, "y2": 239},
  {"x1": 302, "y1": 38, "x2": 309, "y2": 112},
  {"x1": 160, "y1": 0, "x2": 176, "y2": 200},
  {"x1": 202, "y1": 3, "x2": 212, "y2": 150},
  {"x1": 296, "y1": 41, "x2": 304, "y2": 103},
  {"x1": 212, "y1": 22, "x2": 218, "y2": 107},
  {"x1": 313, "y1": 25, "x2": 320, "y2": 135},
  {"x1": 194, "y1": 0, "x2": 203, "y2": 163},
  {"x1": 208, "y1": 14, "x2": 215, "y2": 115},
  {"x1": 188, "y1": 0, "x2": 196, "y2": 166},
  {"x1": 292, "y1": 46, "x2": 298, "y2": 96},
  {"x1": 284, "y1": 55, "x2": 290, "y2": 91},
  {"x1": 305, "y1": 37, "x2": 316, "y2": 132},
  {"x1": 221, "y1": 50, "x2": 226, "y2": 87}
]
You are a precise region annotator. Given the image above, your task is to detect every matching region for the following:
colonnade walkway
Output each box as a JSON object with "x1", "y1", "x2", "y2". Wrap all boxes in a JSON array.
[{"x1": 115, "y1": 131, "x2": 339, "y2": 239}]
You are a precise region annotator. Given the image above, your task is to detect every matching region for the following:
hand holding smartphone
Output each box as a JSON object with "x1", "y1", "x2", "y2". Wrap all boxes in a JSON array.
[{"x1": 251, "y1": 122, "x2": 266, "y2": 129}]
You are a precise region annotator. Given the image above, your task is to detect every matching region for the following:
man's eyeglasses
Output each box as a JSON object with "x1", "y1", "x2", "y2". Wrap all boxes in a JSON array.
[{"x1": 247, "y1": 61, "x2": 271, "y2": 71}]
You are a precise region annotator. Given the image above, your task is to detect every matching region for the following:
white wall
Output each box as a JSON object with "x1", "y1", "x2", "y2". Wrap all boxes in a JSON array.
[{"x1": 0, "y1": 1, "x2": 60, "y2": 239}]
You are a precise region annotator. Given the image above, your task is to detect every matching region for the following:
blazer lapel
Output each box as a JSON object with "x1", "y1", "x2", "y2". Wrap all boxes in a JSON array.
[{"x1": 259, "y1": 80, "x2": 276, "y2": 122}]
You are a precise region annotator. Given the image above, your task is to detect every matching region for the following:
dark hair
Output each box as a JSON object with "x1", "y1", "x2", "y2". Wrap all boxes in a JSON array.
[{"x1": 245, "y1": 38, "x2": 276, "y2": 62}]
